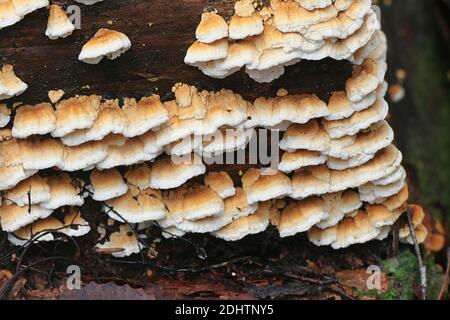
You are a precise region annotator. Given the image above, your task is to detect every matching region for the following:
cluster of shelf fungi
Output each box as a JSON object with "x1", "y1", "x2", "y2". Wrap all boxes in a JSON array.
[{"x1": 0, "y1": 0, "x2": 428, "y2": 259}]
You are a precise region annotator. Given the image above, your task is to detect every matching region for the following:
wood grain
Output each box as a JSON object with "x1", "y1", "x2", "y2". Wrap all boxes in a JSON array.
[{"x1": 0, "y1": 0, "x2": 352, "y2": 105}]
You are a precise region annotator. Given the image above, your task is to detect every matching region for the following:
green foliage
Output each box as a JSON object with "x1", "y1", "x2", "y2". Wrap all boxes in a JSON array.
[{"x1": 380, "y1": 250, "x2": 445, "y2": 300}]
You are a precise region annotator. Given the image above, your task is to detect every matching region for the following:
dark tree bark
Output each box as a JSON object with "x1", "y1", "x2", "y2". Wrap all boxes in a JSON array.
[
  {"x1": 0, "y1": 0, "x2": 351, "y2": 105},
  {"x1": 0, "y1": 0, "x2": 448, "y2": 300}
]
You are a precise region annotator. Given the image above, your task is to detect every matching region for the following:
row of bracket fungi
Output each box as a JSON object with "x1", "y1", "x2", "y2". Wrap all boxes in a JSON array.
[
  {"x1": 1, "y1": 51, "x2": 388, "y2": 135},
  {"x1": 1, "y1": 56, "x2": 388, "y2": 134},
  {"x1": 2, "y1": 161, "x2": 417, "y2": 258},
  {"x1": 2, "y1": 55, "x2": 388, "y2": 192},
  {"x1": 185, "y1": 0, "x2": 386, "y2": 82},
  {"x1": 0, "y1": 0, "x2": 426, "y2": 258},
  {"x1": 0, "y1": 79, "x2": 426, "y2": 256}
]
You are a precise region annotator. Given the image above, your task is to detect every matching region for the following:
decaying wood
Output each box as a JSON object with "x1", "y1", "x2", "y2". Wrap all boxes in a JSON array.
[
  {"x1": 0, "y1": 0, "x2": 448, "y2": 301},
  {"x1": 0, "y1": 0, "x2": 351, "y2": 105}
]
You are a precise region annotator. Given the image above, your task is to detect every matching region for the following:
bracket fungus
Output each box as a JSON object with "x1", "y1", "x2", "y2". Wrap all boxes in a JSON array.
[
  {"x1": 204, "y1": 171, "x2": 236, "y2": 199},
  {"x1": 0, "y1": 204, "x2": 53, "y2": 233},
  {"x1": 161, "y1": 184, "x2": 224, "y2": 225},
  {"x1": 12, "y1": 103, "x2": 56, "y2": 139},
  {"x1": 149, "y1": 154, "x2": 206, "y2": 190},
  {"x1": 276, "y1": 197, "x2": 329, "y2": 237},
  {"x1": 45, "y1": 4, "x2": 75, "y2": 40},
  {"x1": 196, "y1": 12, "x2": 229, "y2": 44},
  {"x1": 0, "y1": 45, "x2": 414, "y2": 253},
  {"x1": 8, "y1": 208, "x2": 90, "y2": 246},
  {"x1": 95, "y1": 224, "x2": 144, "y2": 258},
  {"x1": 0, "y1": 104, "x2": 11, "y2": 127},
  {"x1": 242, "y1": 168, "x2": 293, "y2": 204},
  {"x1": 61, "y1": 100, "x2": 129, "y2": 146},
  {"x1": 40, "y1": 174, "x2": 85, "y2": 210},
  {"x1": 78, "y1": 29, "x2": 132, "y2": 64},
  {"x1": 0, "y1": 0, "x2": 22, "y2": 30},
  {"x1": 51, "y1": 95, "x2": 102, "y2": 138},
  {"x1": 4, "y1": 175, "x2": 51, "y2": 206},
  {"x1": 11, "y1": 0, "x2": 48, "y2": 16},
  {"x1": 278, "y1": 150, "x2": 327, "y2": 173},
  {"x1": 89, "y1": 169, "x2": 128, "y2": 202},
  {"x1": 212, "y1": 201, "x2": 272, "y2": 241},
  {"x1": 104, "y1": 186, "x2": 167, "y2": 223},
  {"x1": 185, "y1": 0, "x2": 382, "y2": 82},
  {"x1": 0, "y1": 64, "x2": 28, "y2": 101}
]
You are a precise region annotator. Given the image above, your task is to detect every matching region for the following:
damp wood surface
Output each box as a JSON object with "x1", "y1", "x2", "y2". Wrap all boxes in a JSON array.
[
  {"x1": 0, "y1": 0, "x2": 351, "y2": 105},
  {"x1": 0, "y1": 0, "x2": 351, "y2": 185},
  {"x1": 0, "y1": 0, "x2": 449, "y2": 300},
  {"x1": 0, "y1": 0, "x2": 356, "y2": 301}
]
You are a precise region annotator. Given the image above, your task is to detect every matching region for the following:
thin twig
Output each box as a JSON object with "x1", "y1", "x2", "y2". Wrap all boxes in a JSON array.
[
  {"x1": 0, "y1": 231, "x2": 6, "y2": 249},
  {"x1": 47, "y1": 263, "x2": 55, "y2": 288},
  {"x1": 261, "y1": 265, "x2": 355, "y2": 300},
  {"x1": 406, "y1": 207, "x2": 427, "y2": 300},
  {"x1": 289, "y1": 273, "x2": 335, "y2": 286},
  {"x1": 0, "y1": 225, "x2": 87, "y2": 299},
  {"x1": 15, "y1": 228, "x2": 82, "y2": 273},
  {"x1": 159, "y1": 256, "x2": 253, "y2": 273},
  {"x1": 0, "y1": 215, "x2": 85, "y2": 263},
  {"x1": 152, "y1": 221, "x2": 207, "y2": 260},
  {"x1": 2, "y1": 197, "x2": 18, "y2": 206},
  {"x1": 17, "y1": 192, "x2": 84, "y2": 262},
  {"x1": 0, "y1": 256, "x2": 75, "y2": 300},
  {"x1": 326, "y1": 285, "x2": 358, "y2": 301},
  {"x1": 102, "y1": 206, "x2": 149, "y2": 265},
  {"x1": 82, "y1": 185, "x2": 208, "y2": 261},
  {"x1": 27, "y1": 187, "x2": 31, "y2": 214},
  {"x1": 80, "y1": 185, "x2": 149, "y2": 264},
  {"x1": 108, "y1": 256, "x2": 254, "y2": 274},
  {"x1": 391, "y1": 220, "x2": 400, "y2": 258},
  {"x1": 437, "y1": 247, "x2": 450, "y2": 300}
]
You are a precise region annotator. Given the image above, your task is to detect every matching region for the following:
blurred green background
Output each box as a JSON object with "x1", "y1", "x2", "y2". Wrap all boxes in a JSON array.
[{"x1": 380, "y1": 0, "x2": 449, "y2": 227}]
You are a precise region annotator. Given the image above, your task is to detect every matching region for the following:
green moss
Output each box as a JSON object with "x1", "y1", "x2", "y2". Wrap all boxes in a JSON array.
[
  {"x1": 353, "y1": 288, "x2": 380, "y2": 300},
  {"x1": 381, "y1": 288, "x2": 402, "y2": 300},
  {"x1": 380, "y1": 250, "x2": 446, "y2": 300}
]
